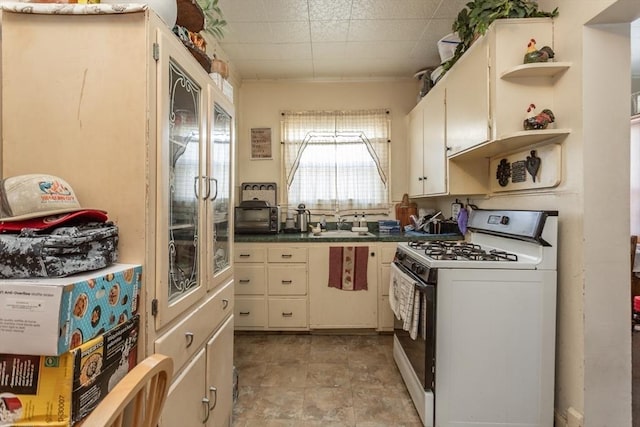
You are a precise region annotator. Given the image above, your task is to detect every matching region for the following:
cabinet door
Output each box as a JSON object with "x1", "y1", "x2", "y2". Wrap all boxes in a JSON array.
[
  {"x1": 308, "y1": 245, "x2": 378, "y2": 328},
  {"x1": 422, "y1": 84, "x2": 447, "y2": 195},
  {"x1": 206, "y1": 316, "x2": 234, "y2": 427},
  {"x1": 407, "y1": 104, "x2": 425, "y2": 197},
  {"x1": 161, "y1": 348, "x2": 207, "y2": 426},
  {"x1": 207, "y1": 92, "x2": 235, "y2": 290},
  {"x1": 155, "y1": 29, "x2": 208, "y2": 327},
  {"x1": 445, "y1": 36, "x2": 490, "y2": 156}
]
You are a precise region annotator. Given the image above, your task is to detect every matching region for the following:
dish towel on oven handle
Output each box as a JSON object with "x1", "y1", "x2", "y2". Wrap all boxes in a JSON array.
[
  {"x1": 328, "y1": 246, "x2": 368, "y2": 291},
  {"x1": 390, "y1": 263, "x2": 420, "y2": 339}
]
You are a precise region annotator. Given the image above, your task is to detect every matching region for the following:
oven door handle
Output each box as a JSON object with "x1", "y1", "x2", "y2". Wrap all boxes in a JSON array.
[{"x1": 393, "y1": 261, "x2": 435, "y2": 286}]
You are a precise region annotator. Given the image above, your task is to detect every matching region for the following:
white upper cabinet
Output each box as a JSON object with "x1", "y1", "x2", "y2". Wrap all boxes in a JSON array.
[
  {"x1": 445, "y1": 33, "x2": 490, "y2": 156},
  {"x1": 448, "y1": 18, "x2": 571, "y2": 160},
  {"x1": 407, "y1": 18, "x2": 570, "y2": 196},
  {"x1": 409, "y1": 83, "x2": 447, "y2": 198}
]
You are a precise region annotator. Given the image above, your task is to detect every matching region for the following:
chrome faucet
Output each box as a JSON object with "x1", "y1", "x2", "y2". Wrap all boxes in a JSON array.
[{"x1": 335, "y1": 215, "x2": 348, "y2": 230}]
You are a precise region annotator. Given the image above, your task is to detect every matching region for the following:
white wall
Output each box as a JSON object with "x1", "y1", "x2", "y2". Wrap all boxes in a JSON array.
[
  {"x1": 236, "y1": 79, "x2": 417, "y2": 211},
  {"x1": 507, "y1": 1, "x2": 635, "y2": 425}
]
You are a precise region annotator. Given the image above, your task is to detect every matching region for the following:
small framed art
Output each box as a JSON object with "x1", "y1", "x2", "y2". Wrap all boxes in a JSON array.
[{"x1": 250, "y1": 127, "x2": 272, "y2": 159}]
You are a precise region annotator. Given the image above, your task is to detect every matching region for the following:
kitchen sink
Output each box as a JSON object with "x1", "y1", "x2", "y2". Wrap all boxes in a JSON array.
[{"x1": 308, "y1": 230, "x2": 376, "y2": 238}]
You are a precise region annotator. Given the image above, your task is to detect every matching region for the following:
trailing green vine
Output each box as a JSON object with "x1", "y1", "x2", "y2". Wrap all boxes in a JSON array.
[
  {"x1": 197, "y1": 0, "x2": 227, "y2": 39},
  {"x1": 441, "y1": 0, "x2": 558, "y2": 75}
]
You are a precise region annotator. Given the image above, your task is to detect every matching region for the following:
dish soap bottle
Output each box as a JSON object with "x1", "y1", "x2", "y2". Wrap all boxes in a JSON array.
[{"x1": 359, "y1": 212, "x2": 367, "y2": 228}]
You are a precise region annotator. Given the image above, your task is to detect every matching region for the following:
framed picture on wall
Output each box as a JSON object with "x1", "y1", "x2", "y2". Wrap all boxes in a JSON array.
[{"x1": 251, "y1": 127, "x2": 272, "y2": 159}]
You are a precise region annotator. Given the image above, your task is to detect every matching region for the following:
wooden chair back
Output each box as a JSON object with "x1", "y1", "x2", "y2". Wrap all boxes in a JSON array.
[{"x1": 81, "y1": 353, "x2": 173, "y2": 427}]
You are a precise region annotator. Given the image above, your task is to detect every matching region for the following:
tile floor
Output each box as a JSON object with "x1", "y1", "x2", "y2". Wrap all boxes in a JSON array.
[{"x1": 232, "y1": 332, "x2": 423, "y2": 427}]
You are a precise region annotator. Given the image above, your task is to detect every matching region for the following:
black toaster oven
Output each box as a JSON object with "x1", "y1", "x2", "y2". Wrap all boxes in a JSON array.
[{"x1": 234, "y1": 200, "x2": 281, "y2": 234}]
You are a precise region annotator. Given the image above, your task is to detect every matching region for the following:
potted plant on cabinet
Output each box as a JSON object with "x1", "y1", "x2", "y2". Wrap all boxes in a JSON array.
[
  {"x1": 441, "y1": 0, "x2": 559, "y2": 75},
  {"x1": 197, "y1": 0, "x2": 227, "y2": 39}
]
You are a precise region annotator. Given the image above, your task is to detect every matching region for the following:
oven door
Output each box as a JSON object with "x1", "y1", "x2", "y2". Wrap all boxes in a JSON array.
[{"x1": 392, "y1": 262, "x2": 436, "y2": 392}]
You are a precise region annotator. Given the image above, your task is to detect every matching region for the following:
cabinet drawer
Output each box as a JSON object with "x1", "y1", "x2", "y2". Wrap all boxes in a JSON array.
[
  {"x1": 267, "y1": 247, "x2": 307, "y2": 263},
  {"x1": 268, "y1": 265, "x2": 307, "y2": 295},
  {"x1": 234, "y1": 297, "x2": 266, "y2": 328},
  {"x1": 236, "y1": 265, "x2": 266, "y2": 295},
  {"x1": 235, "y1": 247, "x2": 266, "y2": 263},
  {"x1": 268, "y1": 298, "x2": 308, "y2": 328},
  {"x1": 155, "y1": 280, "x2": 233, "y2": 375}
]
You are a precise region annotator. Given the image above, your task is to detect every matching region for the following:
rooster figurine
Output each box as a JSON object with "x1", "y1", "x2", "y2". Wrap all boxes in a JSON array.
[
  {"x1": 523, "y1": 38, "x2": 555, "y2": 64},
  {"x1": 523, "y1": 104, "x2": 555, "y2": 130}
]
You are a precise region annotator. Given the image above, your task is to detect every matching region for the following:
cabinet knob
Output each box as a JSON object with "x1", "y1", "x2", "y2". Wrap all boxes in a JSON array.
[
  {"x1": 202, "y1": 398, "x2": 211, "y2": 423},
  {"x1": 208, "y1": 386, "x2": 218, "y2": 410},
  {"x1": 239, "y1": 311, "x2": 251, "y2": 316},
  {"x1": 281, "y1": 280, "x2": 293, "y2": 284},
  {"x1": 418, "y1": 177, "x2": 423, "y2": 181},
  {"x1": 222, "y1": 299, "x2": 229, "y2": 309},
  {"x1": 185, "y1": 332, "x2": 194, "y2": 348},
  {"x1": 282, "y1": 312, "x2": 293, "y2": 317},
  {"x1": 209, "y1": 177, "x2": 218, "y2": 201}
]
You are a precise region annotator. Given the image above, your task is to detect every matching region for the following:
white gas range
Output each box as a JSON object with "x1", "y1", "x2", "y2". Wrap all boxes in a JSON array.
[{"x1": 391, "y1": 209, "x2": 557, "y2": 427}]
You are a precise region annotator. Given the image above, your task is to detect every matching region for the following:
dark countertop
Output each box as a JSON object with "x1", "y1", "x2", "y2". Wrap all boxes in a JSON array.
[{"x1": 233, "y1": 231, "x2": 463, "y2": 243}]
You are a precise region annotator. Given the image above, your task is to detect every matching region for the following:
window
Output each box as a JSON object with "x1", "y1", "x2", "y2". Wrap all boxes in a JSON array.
[{"x1": 281, "y1": 109, "x2": 390, "y2": 213}]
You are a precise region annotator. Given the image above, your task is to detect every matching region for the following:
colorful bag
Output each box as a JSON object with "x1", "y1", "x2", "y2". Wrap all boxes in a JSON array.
[{"x1": 0, "y1": 222, "x2": 118, "y2": 278}]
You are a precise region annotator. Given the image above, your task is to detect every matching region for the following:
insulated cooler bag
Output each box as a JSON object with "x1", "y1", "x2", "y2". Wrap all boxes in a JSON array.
[{"x1": 0, "y1": 222, "x2": 118, "y2": 278}]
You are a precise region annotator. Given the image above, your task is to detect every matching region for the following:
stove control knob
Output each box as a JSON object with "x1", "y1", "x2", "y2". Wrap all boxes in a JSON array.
[
  {"x1": 410, "y1": 262, "x2": 423, "y2": 274},
  {"x1": 395, "y1": 251, "x2": 405, "y2": 261}
]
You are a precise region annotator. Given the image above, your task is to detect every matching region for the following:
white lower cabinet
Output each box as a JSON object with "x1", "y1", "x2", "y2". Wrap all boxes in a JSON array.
[
  {"x1": 308, "y1": 245, "x2": 378, "y2": 329},
  {"x1": 161, "y1": 315, "x2": 234, "y2": 426},
  {"x1": 205, "y1": 316, "x2": 234, "y2": 427},
  {"x1": 234, "y1": 241, "x2": 400, "y2": 330},
  {"x1": 157, "y1": 280, "x2": 234, "y2": 426},
  {"x1": 162, "y1": 348, "x2": 208, "y2": 426},
  {"x1": 378, "y1": 243, "x2": 397, "y2": 331},
  {"x1": 234, "y1": 244, "x2": 309, "y2": 330}
]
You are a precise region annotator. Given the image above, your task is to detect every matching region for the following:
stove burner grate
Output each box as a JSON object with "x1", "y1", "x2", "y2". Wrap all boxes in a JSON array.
[{"x1": 408, "y1": 240, "x2": 518, "y2": 262}]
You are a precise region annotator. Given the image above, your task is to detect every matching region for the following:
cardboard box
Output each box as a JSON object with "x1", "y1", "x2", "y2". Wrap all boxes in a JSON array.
[
  {"x1": 0, "y1": 264, "x2": 141, "y2": 356},
  {"x1": 0, "y1": 315, "x2": 139, "y2": 426}
]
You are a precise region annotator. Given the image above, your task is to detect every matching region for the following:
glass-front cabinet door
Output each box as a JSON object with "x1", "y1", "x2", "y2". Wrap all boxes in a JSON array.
[
  {"x1": 207, "y1": 89, "x2": 234, "y2": 289},
  {"x1": 156, "y1": 30, "x2": 207, "y2": 327}
]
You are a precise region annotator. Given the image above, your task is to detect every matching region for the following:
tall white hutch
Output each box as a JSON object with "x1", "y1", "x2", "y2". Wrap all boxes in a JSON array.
[{"x1": 1, "y1": 5, "x2": 235, "y2": 425}]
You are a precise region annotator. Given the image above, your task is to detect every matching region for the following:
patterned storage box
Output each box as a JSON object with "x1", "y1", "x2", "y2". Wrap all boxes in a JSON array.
[
  {"x1": 0, "y1": 316, "x2": 139, "y2": 426},
  {"x1": 0, "y1": 264, "x2": 141, "y2": 356}
]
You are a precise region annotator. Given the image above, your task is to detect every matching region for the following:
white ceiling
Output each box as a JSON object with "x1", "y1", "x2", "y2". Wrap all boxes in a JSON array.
[
  {"x1": 216, "y1": 0, "x2": 469, "y2": 80},
  {"x1": 215, "y1": 0, "x2": 640, "y2": 81}
]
